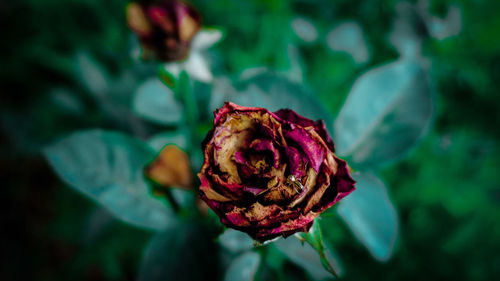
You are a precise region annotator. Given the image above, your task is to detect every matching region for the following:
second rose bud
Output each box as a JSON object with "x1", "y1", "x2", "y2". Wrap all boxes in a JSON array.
[{"x1": 126, "y1": 0, "x2": 202, "y2": 61}]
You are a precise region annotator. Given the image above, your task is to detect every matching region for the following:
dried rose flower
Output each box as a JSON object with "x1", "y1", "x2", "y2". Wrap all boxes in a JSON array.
[
  {"x1": 126, "y1": 0, "x2": 201, "y2": 61},
  {"x1": 198, "y1": 102, "x2": 356, "y2": 242}
]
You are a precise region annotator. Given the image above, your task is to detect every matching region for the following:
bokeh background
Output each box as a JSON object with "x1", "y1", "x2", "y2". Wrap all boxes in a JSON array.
[{"x1": 2, "y1": 0, "x2": 500, "y2": 280}]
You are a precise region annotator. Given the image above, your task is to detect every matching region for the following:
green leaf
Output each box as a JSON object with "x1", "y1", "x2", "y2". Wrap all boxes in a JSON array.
[
  {"x1": 191, "y1": 28, "x2": 224, "y2": 50},
  {"x1": 297, "y1": 221, "x2": 339, "y2": 278},
  {"x1": 291, "y1": 17, "x2": 319, "y2": 43},
  {"x1": 326, "y1": 21, "x2": 370, "y2": 64},
  {"x1": 218, "y1": 229, "x2": 254, "y2": 253},
  {"x1": 334, "y1": 59, "x2": 433, "y2": 166},
  {"x1": 80, "y1": 207, "x2": 114, "y2": 245},
  {"x1": 210, "y1": 72, "x2": 334, "y2": 132},
  {"x1": 274, "y1": 235, "x2": 342, "y2": 280},
  {"x1": 137, "y1": 221, "x2": 220, "y2": 281},
  {"x1": 49, "y1": 88, "x2": 85, "y2": 115},
  {"x1": 74, "y1": 52, "x2": 110, "y2": 98},
  {"x1": 147, "y1": 130, "x2": 190, "y2": 151},
  {"x1": 43, "y1": 129, "x2": 173, "y2": 231},
  {"x1": 169, "y1": 189, "x2": 196, "y2": 210},
  {"x1": 133, "y1": 79, "x2": 183, "y2": 125},
  {"x1": 223, "y1": 252, "x2": 261, "y2": 281},
  {"x1": 337, "y1": 172, "x2": 398, "y2": 261},
  {"x1": 280, "y1": 45, "x2": 305, "y2": 83}
]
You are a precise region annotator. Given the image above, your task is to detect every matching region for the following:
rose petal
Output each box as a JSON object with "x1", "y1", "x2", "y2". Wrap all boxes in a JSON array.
[
  {"x1": 233, "y1": 150, "x2": 247, "y2": 164},
  {"x1": 242, "y1": 186, "x2": 268, "y2": 195},
  {"x1": 175, "y1": 2, "x2": 201, "y2": 42},
  {"x1": 234, "y1": 147, "x2": 266, "y2": 178},
  {"x1": 273, "y1": 108, "x2": 317, "y2": 127},
  {"x1": 332, "y1": 157, "x2": 357, "y2": 198},
  {"x1": 274, "y1": 109, "x2": 335, "y2": 151},
  {"x1": 254, "y1": 213, "x2": 317, "y2": 242},
  {"x1": 147, "y1": 6, "x2": 175, "y2": 32},
  {"x1": 126, "y1": 3, "x2": 153, "y2": 36},
  {"x1": 260, "y1": 182, "x2": 296, "y2": 205},
  {"x1": 199, "y1": 175, "x2": 233, "y2": 202},
  {"x1": 285, "y1": 146, "x2": 307, "y2": 178},
  {"x1": 315, "y1": 120, "x2": 336, "y2": 152},
  {"x1": 250, "y1": 139, "x2": 280, "y2": 168},
  {"x1": 214, "y1": 102, "x2": 278, "y2": 126},
  {"x1": 315, "y1": 157, "x2": 356, "y2": 212},
  {"x1": 285, "y1": 127, "x2": 325, "y2": 172},
  {"x1": 210, "y1": 173, "x2": 245, "y2": 197},
  {"x1": 145, "y1": 145, "x2": 192, "y2": 189},
  {"x1": 212, "y1": 117, "x2": 255, "y2": 184},
  {"x1": 226, "y1": 212, "x2": 251, "y2": 227}
]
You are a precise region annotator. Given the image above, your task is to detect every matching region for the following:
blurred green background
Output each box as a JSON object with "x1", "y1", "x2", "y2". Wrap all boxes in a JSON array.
[{"x1": 2, "y1": 0, "x2": 500, "y2": 280}]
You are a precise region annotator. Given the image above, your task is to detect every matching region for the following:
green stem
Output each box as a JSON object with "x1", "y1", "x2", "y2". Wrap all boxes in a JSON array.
[
  {"x1": 164, "y1": 187, "x2": 181, "y2": 214},
  {"x1": 178, "y1": 71, "x2": 199, "y2": 128}
]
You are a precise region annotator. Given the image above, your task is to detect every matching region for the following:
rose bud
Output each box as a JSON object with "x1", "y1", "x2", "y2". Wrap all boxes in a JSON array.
[
  {"x1": 126, "y1": 0, "x2": 201, "y2": 61},
  {"x1": 145, "y1": 145, "x2": 193, "y2": 190},
  {"x1": 198, "y1": 102, "x2": 356, "y2": 242}
]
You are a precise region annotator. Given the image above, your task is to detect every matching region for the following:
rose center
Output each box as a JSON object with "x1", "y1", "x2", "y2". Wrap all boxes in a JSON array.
[{"x1": 248, "y1": 153, "x2": 270, "y2": 171}]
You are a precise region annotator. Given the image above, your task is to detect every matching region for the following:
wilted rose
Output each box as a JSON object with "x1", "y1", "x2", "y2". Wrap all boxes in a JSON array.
[
  {"x1": 198, "y1": 102, "x2": 356, "y2": 242},
  {"x1": 126, "y1": 0, "x2": 201, "y2": 61}
]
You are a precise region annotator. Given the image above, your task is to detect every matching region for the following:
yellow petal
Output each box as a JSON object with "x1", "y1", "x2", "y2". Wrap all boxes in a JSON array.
[
  {"x1": 179, "y1": 13, "x2": 200, "y2": 42},
  {"x1": 145, "y1": 145, "x2": 192, "y2": 189},
  {"x1": 126, "y1": 3, "x2": 152, "y2": 35}
]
